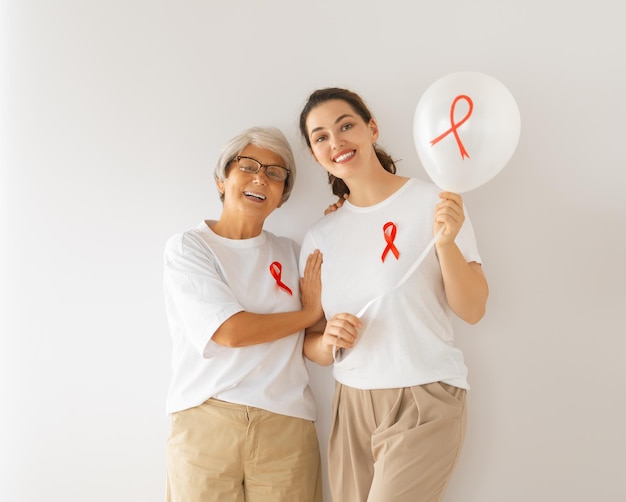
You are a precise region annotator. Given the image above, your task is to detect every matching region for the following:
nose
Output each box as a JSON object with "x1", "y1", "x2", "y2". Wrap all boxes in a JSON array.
[
  {"x1": 251, "y1": 168, "x2": 269, "y2": 183},
  {"x1": 330, "y1": 133, "x2": 344, "y2": 150}
]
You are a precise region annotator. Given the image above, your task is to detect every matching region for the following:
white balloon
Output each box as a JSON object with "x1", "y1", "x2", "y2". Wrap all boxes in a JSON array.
[{"x1": 413, "y1": 71, "x2": 521, "y2": 193}]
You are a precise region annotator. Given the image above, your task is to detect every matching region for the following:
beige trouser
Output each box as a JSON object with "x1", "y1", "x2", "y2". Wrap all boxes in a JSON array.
[
  {"x1": 167, "y1": 398, "x2": 322, "y2": 502},
  {"x1": 328, "y1": 382, "x2": 467, "y2": 502}
]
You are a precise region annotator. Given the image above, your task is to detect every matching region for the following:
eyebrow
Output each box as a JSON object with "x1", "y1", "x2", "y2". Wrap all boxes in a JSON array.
[{"x1": 309, "y1": 113, "x2": 355, "y2": 136}]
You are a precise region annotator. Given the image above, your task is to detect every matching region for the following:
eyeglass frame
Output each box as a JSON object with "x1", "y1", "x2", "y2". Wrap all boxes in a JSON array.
[{"x1": 231, "y1": 155, "x2": 291, "y2": 182}]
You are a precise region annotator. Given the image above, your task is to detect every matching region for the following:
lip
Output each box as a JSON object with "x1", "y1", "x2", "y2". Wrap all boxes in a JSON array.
[
  {"x1": 333, "y1": 150, "x2": 356, "y2": 163},
  {"x1": 243, "y1": 190, "x2": 267, "y2": 201}
]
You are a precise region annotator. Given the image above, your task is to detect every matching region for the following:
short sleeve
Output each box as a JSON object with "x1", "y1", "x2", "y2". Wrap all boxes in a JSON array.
[
  {"x1": 455, "y1": 208, "x2": 482, "y2": 264},
  {"x1": 163, "y1": 232, "x2": 244, "y2": 358}
]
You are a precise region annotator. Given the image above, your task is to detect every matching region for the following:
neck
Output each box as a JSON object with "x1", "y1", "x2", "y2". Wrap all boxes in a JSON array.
[
  {"x1": 345, "y1": 170, "x2": 409, "y2": 207},
  {"x1": 208, "y1": 216, "x2": 264, "y2": 239}
]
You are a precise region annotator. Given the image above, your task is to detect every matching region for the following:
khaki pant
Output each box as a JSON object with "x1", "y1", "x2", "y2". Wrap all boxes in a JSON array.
[
  {"x1": 167, "y1": 398, "x2": 322, "y2": 502},
  {"x1": 328, "y1": 382, "x2": 467, "y2": 502}
]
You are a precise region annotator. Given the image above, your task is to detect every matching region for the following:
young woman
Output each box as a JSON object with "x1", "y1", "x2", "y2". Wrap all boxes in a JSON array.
[
  {"x1": 299, "y1": 88, "x2": 489, "y2": 502},
  {"x1": 164, "y1": 127, "x2": 324, "y2": 502}
]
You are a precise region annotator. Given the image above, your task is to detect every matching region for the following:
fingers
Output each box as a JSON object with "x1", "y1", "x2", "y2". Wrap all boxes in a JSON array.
[
  {"x1": 323, "y1": 194, "x2": 348, "y2": 215},
  {"x1": 436, "y1": 192, "x2": 463, "y2": 217},
  {"x1": 323, "y1": 313, "x2": 362, "y2": 349},
  {"x1": 301, "y1": 250, "x2": 322, "y2": 286},
  {"x1": 303, "y1": 249, "x2": 322, "y2": 277},
  {"x1": 300, "y1": 250, "x2": 323, "y2": 317},
  {"x1": 434, "y1": 192, "x2": 465, "y2": 240}
]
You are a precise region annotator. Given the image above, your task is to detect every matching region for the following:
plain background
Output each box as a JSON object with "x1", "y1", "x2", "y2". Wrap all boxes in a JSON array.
[{"x1": 1, "y1": 1, "x2": 625, "y2": 501}]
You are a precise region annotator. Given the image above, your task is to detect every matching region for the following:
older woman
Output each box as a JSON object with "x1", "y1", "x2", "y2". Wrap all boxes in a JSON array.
[{"x1": 164, "y1": 127, "x2": 323, "y2": 502}]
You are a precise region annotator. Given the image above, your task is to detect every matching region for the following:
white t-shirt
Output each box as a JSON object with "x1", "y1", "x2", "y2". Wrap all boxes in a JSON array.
[
  {"x1": 300, "y1": 179, "x2": 482, "y2": 390},
  {"x1": 164, "y1": 221, "x2": 316, "y2": 420}
]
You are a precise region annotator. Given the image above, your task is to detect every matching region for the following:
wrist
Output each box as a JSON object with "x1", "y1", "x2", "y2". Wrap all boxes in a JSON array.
[
  {"x1": 435, "y1": 237, "x2": 458, "y2": 252},
  {"x1": 303, "y1": 304, "x2": 322, "y2": 324},
  {"x1": 319, "y1": 336, "x2": 334, "y2": 359}
]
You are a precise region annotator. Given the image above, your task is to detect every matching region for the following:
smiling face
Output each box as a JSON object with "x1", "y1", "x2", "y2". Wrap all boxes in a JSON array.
[
  {"x1": 305, "y1": 99, "x2": 379, "y2": 183},
  {"x1": 216, "y1": 144, "x2": 286, "y2": 229}
]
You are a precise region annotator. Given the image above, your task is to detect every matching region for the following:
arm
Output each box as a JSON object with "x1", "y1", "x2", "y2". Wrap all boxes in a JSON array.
[
  {"x1": 434, "y1": 192, "x2": 489, "y2": 324},
  {"x1": 212, "y1": 250, "x2": 324, "y2": 347},
  {"x1": 303, "y1": 313, "x2": 362, "y2": 366}
]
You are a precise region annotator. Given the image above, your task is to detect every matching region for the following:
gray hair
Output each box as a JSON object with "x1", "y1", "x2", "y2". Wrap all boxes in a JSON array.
[{"x1": 214, "y1": 127, "x2": 296, "y2": 203}]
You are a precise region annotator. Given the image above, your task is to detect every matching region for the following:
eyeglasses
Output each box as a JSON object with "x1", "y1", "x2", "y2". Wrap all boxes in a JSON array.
[{"x1": 233, "y1": 156, "x2": 290, "y2": 182}]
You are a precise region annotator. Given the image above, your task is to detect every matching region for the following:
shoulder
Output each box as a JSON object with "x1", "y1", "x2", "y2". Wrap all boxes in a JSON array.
[
  {"x1": 262, "y1": 229, "x2": 300, "y2": 255},
  {"x1": 405, "y1": 177, "x2": 440, "y2": 197},
  {"x1": 304, "y1": 210, "x2": 343, "y2": 244},
  {"x1": 391, "y1": 178, "x2": 440, "y2": 211},
  {"x1": 164, "y1": 226, "x2": 211, "y2": 258}
]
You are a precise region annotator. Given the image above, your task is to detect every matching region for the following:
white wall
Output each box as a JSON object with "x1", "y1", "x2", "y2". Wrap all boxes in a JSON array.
[{"x1": 2, "y1": 1, "x2": 624, "y2": 501}]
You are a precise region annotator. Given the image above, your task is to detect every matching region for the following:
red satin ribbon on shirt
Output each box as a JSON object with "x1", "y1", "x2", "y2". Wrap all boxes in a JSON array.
[
  {"x1": 269, "y1": 261, "x2": 293, "y2": 295},
  {"x1": 430, "y1": 94, "x2": 473, "y2": 159},
  {"x1": 381, "y1": 222, "x2": 400, "y2": 262}
]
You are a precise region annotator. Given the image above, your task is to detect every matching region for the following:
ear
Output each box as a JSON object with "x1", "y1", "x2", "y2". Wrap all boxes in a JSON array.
[
  {"x1": 369, "y1": 118, "x2": 380, "y2": 143},
  {"x1": 215, "y1": 178, "x2": 225, "y2": 195}
]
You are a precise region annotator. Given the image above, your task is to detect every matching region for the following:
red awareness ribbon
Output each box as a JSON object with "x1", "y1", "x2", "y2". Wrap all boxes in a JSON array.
[
  {"x1": 381, "y1": 222, "x2": 400, "y2": 262},
  {"x1": 269, "y1": 261, "x2": 293, "y2": 296},
  {"x1": 430, "y1": 94, "x2": 474, "y2": 159}
]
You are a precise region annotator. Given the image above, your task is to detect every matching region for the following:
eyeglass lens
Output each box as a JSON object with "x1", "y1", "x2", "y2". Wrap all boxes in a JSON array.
[{"x1": 237, "y1": 157, "x2": 288, "y2": 182}]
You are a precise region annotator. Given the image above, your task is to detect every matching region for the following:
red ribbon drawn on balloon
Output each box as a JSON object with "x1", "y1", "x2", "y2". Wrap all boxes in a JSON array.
[
  {"x1": 430, "y1": 94, "x2": 474, "y2": 159},
  {"x1": 381, "y1": 222, "x2": 400, "y2": 263},
  {"x1": 269, "y1": 261, "x2": 293, "y2": 296}
]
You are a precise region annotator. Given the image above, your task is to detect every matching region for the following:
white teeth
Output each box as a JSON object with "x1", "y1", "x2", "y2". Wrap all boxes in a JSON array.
[
  {"x1": 334, "y1": 151, "x2": 355, "y2": 163},
  {"x1": 244, "y1": 191, "x2": 266, "y2": 200}
]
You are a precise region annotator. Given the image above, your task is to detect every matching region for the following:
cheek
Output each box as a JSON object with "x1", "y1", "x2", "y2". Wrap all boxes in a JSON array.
[{"x1": 311, "y1": 144, "x2": 326, "y2": 163}]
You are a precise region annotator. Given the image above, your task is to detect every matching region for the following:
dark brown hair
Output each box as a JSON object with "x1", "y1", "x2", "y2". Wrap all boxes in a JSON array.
[{"x1": 299, "y1": 87, "x2": 397, "y2": 198}]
